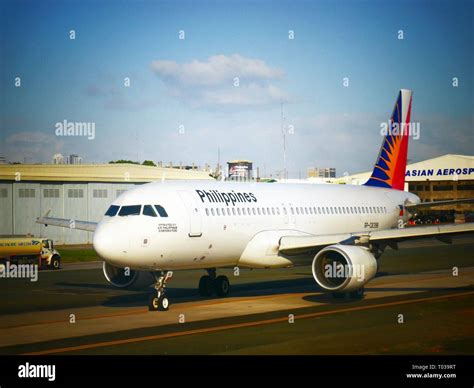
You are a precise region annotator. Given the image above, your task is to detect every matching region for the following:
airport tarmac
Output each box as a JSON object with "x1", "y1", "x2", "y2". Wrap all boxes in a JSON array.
[{"x1": 0, "y1": 237, "x2": 473, "y2": 355}]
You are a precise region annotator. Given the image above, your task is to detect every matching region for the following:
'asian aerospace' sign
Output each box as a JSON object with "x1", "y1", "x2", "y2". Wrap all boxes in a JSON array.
[{"x1": 405, "y1": 167, "x2": 474, "y2": 177}]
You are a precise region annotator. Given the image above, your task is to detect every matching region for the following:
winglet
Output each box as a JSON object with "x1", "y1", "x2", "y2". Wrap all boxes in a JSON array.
[{"x1": 37, "y1": 209, "x2": 51, "y2": 221}]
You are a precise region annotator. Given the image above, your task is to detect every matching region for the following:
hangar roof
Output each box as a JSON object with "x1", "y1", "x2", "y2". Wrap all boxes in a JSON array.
[
  {"x1": 337, "y1": 154, "x2": 474, "y2": 184},
  {"x1": 0, "y1": 163, "x2": 214, "y2": 183}
]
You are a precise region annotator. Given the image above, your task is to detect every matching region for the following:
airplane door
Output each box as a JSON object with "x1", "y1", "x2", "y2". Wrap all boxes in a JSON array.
[{"x1": 178, "y1": 191, "x2": 202, "y2": 237}]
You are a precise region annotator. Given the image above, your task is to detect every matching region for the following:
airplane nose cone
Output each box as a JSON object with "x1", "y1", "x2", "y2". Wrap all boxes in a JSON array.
[{"x1": 93, "y1": 223, "x2": 127, "y2": 265}]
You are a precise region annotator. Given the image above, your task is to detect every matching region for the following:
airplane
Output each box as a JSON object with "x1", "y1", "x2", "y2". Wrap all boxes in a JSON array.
[{"x1": 37, "y1": 89, "x2": 474, "y2": 311}]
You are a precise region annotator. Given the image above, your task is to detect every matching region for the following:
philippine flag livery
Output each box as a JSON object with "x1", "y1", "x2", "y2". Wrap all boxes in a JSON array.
[{"x1": 365, "y1": 89, "x2": 413, "y2": 191}]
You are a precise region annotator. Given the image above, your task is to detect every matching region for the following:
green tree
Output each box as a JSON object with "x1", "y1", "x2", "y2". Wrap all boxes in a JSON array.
[{"x1": 109, "y1": 160, "x2": 139, "y2": 165}]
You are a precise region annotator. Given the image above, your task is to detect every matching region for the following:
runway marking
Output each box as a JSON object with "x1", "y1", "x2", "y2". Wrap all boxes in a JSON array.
[
  {"x1": 1, "y1": 292, "x2": 298, "y2": 330},
  {"x1": 3, "y1": 271, "x2": 471, "y2": 330},
  {"x1": 23, "y1": 289, "x2": 474, "y2": 355}
]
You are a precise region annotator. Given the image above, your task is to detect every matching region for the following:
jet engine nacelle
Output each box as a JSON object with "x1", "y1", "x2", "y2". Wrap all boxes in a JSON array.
[
  {"x1": 102, "y1": 262, "x2": 155, "y2": 289},
  {"x1": 312, "y1": 244, "x2": 377, "y2": 292}
]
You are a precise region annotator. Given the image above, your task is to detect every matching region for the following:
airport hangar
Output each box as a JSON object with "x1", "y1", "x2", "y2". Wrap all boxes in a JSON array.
[
  {"x1": 0, "y1": 164, "x2": 213, "y2": 244},
  {"x1": 338, "y1": 154, "x2": 474, "y2": 215}
]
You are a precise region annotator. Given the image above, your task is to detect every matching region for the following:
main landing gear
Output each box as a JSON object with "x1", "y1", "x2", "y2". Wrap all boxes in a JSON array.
[
  {"x1": 331, "y1": 287, "x2": 365, "y2": 300},
  {"x1": 148, "y1": 271, "x2": 173, "y2": 311},
  {"x1": 198, "y1": 268, "x2": 230, "y2": 298}
]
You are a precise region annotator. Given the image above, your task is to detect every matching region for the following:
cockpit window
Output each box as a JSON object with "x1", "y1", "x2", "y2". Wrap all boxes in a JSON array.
[
  {"x1": 118, "y1": 205, "x2": 142, "y2": 216},
  {"x1": 143, "y1": 205, "x2": 157, "y2": 217},
  {"x1": 105, "y1": 205, "x2": 120, "y2": 217},
  {"x1": 155, "y1": 205, "x2": 168, "y2": 217}
]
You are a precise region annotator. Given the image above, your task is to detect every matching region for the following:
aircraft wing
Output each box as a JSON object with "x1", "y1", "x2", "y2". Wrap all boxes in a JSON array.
[
  {"x1": 36, "y1": 211, "x2": 97, "y2": 232},
  {"x1": 405, "y1": 198, "x2": 474, "y2": 211},
  {"x1": 279, "y1": 223, "x2": 474, "y2": 255}
]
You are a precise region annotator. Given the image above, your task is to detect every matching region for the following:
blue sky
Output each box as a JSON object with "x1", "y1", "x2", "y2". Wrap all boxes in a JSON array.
[{"x1": 1, "y1": 0, "x2": 472, "y2": 177}]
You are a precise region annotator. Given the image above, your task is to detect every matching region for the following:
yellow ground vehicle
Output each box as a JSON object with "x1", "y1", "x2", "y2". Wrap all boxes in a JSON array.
[{"x1": 0, "y1": 237, "x2": 61, "y2": 270}]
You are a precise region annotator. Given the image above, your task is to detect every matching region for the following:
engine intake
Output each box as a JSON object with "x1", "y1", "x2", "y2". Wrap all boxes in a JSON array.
[
  {"x1": 102, "y1": 262, "x2": 154, "y2": 289},
  {"x1": 312, "y1": 244, "x2": 377, "y2": 292}
]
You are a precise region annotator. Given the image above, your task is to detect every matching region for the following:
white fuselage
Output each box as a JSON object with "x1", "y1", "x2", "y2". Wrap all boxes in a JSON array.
[{"x1": 92, "y1": 181, "x2": 420, "y2": 271}]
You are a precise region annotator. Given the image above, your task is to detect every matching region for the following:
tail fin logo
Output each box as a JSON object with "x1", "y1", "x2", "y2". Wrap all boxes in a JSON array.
[{"x1": 365, "y1": 89, "x2": 413, "y2": 190}]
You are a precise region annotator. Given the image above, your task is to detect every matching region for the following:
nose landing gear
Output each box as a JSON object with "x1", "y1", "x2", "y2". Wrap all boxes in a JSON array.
[
  {"x1": 198, "y1": 268, "x2": 230, "y2": 298},
  {"x1": 148, "y1": 268, "x2": 230, "y2": 311},
  {"x1": 148, "y1": 271, "x2": 173, "y2": 311}
]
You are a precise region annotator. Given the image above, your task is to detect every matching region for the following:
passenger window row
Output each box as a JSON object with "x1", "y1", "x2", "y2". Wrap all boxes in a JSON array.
[
  {"x1": 104, "y1": 204, "x2": 168, "y2": 217},
  {"x1": 205, "y1": 205, "x2": 388, "y2": 217},
  {"x1": 206, "y1": 206, "x2": 281, "y2": 217}
]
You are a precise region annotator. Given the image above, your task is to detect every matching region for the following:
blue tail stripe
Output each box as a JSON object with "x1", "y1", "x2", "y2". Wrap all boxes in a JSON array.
[
  {"x1": 382, "y1": 142, "x2": 392, "y2": 154},
  {"x1": 371, "y1": 167, "x2": 390, "y2": 181},
  {"x1": 377, "y1": 158, "x2": 389, "y2": 170},
  {"x1": 365, "y1": 178, "x2": 391, "y2": 188},
  {"x1": 380, "y1": 148, "x2": 390, "y2": 161},
  {"x1": 386, "y1": 134, "x2": 394, "y2": 147}
]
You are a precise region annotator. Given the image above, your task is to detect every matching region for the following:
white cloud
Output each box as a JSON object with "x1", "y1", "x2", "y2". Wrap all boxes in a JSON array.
[
  {"x1": 198, "y1": 83, "x2": 288, "y2": 106},
  {"x1": 151, "y1": 54, "x2": 283, "y2": 86},
  {"x1": 150, "y1": 54, "x2": 288, "y2": 107},
  {"x1": 408, "y1": 113, "x2": 474, "y2": 163},
  {"x1": 6, "y1": 131, "x2": 55, "y2": 144},
  {"x1": 85, "y1": 83, "x2": 158, "y2": 111},
  {"x1": 287, "y1": 112, "x2": 385, "y2": 175},
  {"x1": 3, "y1": 131, "x2": 64, "y2": 163}
]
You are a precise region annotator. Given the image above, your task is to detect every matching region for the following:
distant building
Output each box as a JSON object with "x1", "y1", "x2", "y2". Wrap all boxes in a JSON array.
[
  {"x1": 0, "y1": 157, "x2": 6, "y2": 165},
  {"x1": 169, "y1": 162, "x2": 198, "y2": 171},
  {"x1": 69, "y1": 154, "x2": 82, "y2": 165},
  {"x1": 307, "y1": 167, "x2": 336, "y2": 178},
  {"x1": 52, "y1": 153, "x2": 65, "y2": 164},
  {"x1": 227, "y1": 160, "x2": 253, "y2": 180},
  {"x1": 148, "y1": 161, "x2": 209, "y2": 171}
]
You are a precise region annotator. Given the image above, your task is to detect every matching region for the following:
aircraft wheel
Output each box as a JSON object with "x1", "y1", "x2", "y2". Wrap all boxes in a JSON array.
[
  {"x1": 199, "y1": 275, "x2": 214, "y2": 296},
  {"x1": 148, "y1": 294, "x2": 159, "y2": 311},
  {"x1": 349, "y1": 288, "x2": 365, "y2": 300},
  {"x1": 158, "y1": 296, "x2": 169, "y2": 311},
  {"x1": 148, "y1": 294, "x2": 169, "y2": 311},
  {"x1": 214, "y1": 275, "x2": 230, "y2": 297},
  {"x1": 332, "y1": 292, "x2": 346, "y2": 299}
]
